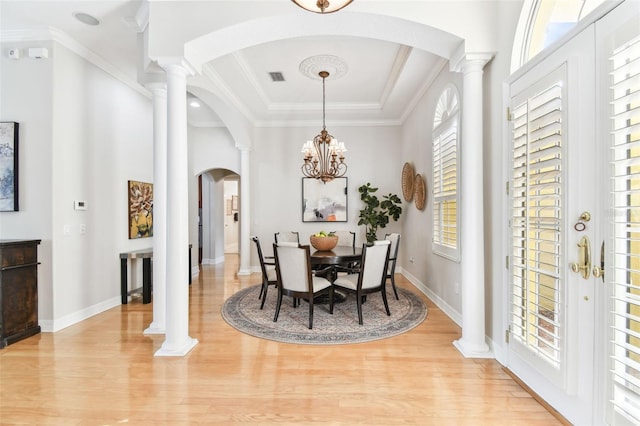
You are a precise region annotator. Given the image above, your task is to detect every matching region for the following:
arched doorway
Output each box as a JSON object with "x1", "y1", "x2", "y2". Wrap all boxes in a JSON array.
[{"x1": 198, "y1": 169, "x2": 240, "y2": 266}]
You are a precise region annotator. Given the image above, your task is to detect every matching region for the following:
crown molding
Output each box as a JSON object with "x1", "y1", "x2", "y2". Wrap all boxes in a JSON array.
[
  {"x1": 0, "y1": 27, "x2": 149, "y2": 98},
  {"x1": 379, "y1": 45, "x2": 412, "y2": 106},
  {"x1": 201, "y1": 64, "x2": 257, "y2": 123},
  {"x1": 400, "y1": 57, "x2": 448, "y2": 124},
  {"x1": 254, "y1": 118, "x2": 402, "y2": 128}
]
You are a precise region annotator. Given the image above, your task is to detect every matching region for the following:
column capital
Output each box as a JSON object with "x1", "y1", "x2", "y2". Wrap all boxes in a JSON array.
[
  {"x1": 450, "y1": 52, "x2": 494, "y2": 73},
  {"x1": 157, "y1": 57, "x2": 198, "y2": 77},
  {"x1": 236, "y1": 144, "x2": 253, "y2": 152}
]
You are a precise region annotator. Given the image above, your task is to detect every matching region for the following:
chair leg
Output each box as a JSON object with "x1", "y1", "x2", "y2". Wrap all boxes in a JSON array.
[
  {"x1": 381, "y1": 287, "x2": 391, "y2": 316},
  {"x1": 260, "y1": 282, "x2": 269, "y2": 310},
  {"x1": 273, "y1": 290, "x2": 283, "y2": 322},
  {"x1": 356, "y1": 291, "x2": 363, "y2": 325},
  {"x1": 308, "y1": 300, "x2": 314, "y2": 329},
  {"x1": 390, "y1": 274, "x2": 399, "y2": 300}
]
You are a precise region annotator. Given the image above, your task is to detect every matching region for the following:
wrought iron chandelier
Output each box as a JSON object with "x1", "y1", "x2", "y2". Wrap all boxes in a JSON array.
[
  {"x1": 291, "y1": 0, "x2": 353, "y2": 14},
  {"x1": 301, "y1": 71, "x2": 347, "y2": 183}
]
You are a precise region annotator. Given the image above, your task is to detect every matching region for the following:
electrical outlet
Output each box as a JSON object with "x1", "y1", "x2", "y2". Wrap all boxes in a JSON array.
[{"x1": 409, "y1": 256, "x2": 415, "y2": 263}]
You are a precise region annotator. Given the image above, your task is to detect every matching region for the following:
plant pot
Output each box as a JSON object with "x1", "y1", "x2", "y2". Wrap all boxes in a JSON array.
[{"x1": 309, "y1": 235, "x2": 338, "y2": 251}]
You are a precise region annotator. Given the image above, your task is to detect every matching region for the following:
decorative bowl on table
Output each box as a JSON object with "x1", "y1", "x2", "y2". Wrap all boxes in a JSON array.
[{"x1": 309, "y1": 233, "x2": 338, "y2": 251}]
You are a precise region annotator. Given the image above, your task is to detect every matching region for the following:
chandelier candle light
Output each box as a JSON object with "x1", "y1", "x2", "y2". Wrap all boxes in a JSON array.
[
  {"x1": 291, "y1": 0, "x2": 353, "y2": 14},
  {"x1": 301, "y1": 71, "x2": 347, "y2": 184}
]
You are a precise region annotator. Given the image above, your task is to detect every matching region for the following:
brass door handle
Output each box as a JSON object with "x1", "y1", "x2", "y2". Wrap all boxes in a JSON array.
[
  {"x1": 569, "y1": 235, "x2": 591, "y2": 279},
  {"x1": 592, "y1": 241, "x2": 604, "y2": 281}
]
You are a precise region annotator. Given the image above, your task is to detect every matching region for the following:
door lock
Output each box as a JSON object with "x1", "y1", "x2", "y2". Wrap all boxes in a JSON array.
[{"x1": 569, "y1": 235, "x2": 591, "y2": 279}]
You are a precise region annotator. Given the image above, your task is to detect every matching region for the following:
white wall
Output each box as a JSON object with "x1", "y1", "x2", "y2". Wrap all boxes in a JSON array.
[
  {"x1": 400, "y1": 66, "x2": 464, "y2": 321},
  {"x1": 1, "y1": 40, "x2": 153, "y2": 331},
  {"x1": 0, "y1": 41, "x2": 54, "y2": 320}
]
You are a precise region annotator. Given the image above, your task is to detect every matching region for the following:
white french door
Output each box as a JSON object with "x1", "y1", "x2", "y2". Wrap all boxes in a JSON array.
[
  {"x1": 506, "y1": 1, "x2": 640, "y2": 424},
  {"x1": 598, "y1": 2, "x2": 640, "y2": 424},
  {"x1": 507, "y1": 24, "x2": 598, "y2": 425}
]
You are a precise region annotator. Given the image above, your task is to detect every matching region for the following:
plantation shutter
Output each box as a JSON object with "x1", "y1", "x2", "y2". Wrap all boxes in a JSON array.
[
  {"x1": 610, "y1": 34, "x2": 640, "y2": 424},
  {"x1": 433, "y1": 125, "x2": 458, "y2": 248},
  {"x1": 510, "y1": 76, "x2": 564, "y2": 369}
]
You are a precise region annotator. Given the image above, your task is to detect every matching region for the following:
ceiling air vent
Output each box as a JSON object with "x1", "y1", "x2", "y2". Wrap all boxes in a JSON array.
[{"x1": 269, "y1": 72, "x2": 285, "y2": 82}]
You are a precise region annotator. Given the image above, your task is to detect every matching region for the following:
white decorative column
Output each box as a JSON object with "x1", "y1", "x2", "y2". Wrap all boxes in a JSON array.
[
  {"x1": 237, "y1": 147, "x2": 251, "y2": 275},
  {"x1": 452, "y1": 53, "x2": 493, "y2": 358},
  {"x1": 155, "y1": 60, "x2": 198, "y2": 356},
  {"x1": 144, "y1": 82, "x2": 168, "y2": 335}
]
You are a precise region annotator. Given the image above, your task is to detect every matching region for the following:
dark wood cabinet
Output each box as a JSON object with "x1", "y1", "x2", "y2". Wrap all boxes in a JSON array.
[{"x1": 0, "y1": 239, "x2": 41, "y2": 348}]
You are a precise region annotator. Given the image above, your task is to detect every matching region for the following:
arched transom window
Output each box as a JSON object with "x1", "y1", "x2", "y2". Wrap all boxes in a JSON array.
[{"x1": 512, "y1": 0, "x2": 606, "y2": 71}]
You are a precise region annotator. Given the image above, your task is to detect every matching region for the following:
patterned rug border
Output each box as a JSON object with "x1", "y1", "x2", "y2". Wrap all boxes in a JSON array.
[{"x1": 221, "y1": 284, "x2": 427, "y2": 345}]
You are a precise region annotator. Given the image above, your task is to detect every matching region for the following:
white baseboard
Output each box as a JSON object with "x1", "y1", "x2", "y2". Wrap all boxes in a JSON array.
[
  {"x1": 39, "y1": 296, "x2": 121, "y2": 332},
  {"x1": 398, "y1": 267, "x2": 462, "y2": 327}
]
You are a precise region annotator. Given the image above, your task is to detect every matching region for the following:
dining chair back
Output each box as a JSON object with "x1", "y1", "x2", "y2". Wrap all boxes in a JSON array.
[
  {"x1": 332, "y1": 230, "x2": 356, "y2": 248},
  {"x1": 272, "y1": 243, "x2": 334, "y2": 329},
  {"x1": 274, "y1": 231, "x2": 300, "y2": 244},
  {"x1": 332, "y1": 240, "x2": 391, "y2": 325},
  {"x1": 251, "y1": 236, "x2": 277, "y2": 310},
  {"x1": 384, "y1": 233, "x2": 401, "y2": 299}
]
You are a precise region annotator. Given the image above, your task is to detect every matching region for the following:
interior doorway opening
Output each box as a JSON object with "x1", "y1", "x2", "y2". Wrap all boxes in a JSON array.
[{"x1": 198, "y1": 169, "x2": 240, "y2": 266}]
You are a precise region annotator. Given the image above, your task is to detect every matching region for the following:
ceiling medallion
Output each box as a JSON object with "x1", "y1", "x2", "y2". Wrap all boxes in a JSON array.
[
  {"x1": 299, "y1": 55, "x2": 348, "y2": 81},
  {"x1": 291, "y1": 0, "x2": 354, "y2": 14}
]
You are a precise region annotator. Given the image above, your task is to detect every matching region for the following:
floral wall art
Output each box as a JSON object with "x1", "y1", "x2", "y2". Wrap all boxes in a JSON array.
[
  {"x1": 0, "y1": 122, "x2": 19, "y2": 212},
  {"x1": 128, "y1": 180, "x2": 153, "y2": 239}
]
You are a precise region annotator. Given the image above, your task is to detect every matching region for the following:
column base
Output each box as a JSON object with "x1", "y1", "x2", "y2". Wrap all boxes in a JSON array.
[
  {"x1": 143, "y1": 322, "x2": 166, "y2": 335},
  {"x1": 453, "y1": 338, "x2": 493, "y2": 359},
  {"x1": 237, "y1": 269, "x2": 251, "y2": 276},
  {"x1": 154, "y1": 337, "x2": 199, "y2": 357}
]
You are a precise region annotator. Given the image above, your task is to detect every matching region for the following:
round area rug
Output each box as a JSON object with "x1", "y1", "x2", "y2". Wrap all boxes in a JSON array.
[{"x1": 221, "y1": 284, "x2": 427, "y2": 345}]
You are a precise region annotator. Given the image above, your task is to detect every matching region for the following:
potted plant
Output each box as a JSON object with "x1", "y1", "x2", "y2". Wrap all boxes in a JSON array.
[{"x1": 357, "y1": 183, "x2": 403, "y2": 243}]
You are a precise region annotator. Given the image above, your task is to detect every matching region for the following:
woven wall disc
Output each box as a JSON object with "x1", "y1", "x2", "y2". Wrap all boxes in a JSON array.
[
  {"x1": 414, "y1": 173, "x2": 426, "y2": 210},
  {"x1": 401, "y1": 162, "x2": 414, "y2": 201}
]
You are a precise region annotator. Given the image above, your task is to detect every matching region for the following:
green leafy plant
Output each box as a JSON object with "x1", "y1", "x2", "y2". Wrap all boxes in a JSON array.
[{"x1": 357, "y1": 183, "x2": 403, "y2": 243}]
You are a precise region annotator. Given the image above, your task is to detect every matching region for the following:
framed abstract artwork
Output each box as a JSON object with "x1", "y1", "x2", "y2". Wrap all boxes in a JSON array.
[
  {"x1": 302, "y1": 177, "x2": 347, "y2": 222},
  {"x1": 128, "y1": 180, "x2": 153, "y2": 239},
  {"x1": 0, "y1": 122, "x2": 19, "y2": 212}
]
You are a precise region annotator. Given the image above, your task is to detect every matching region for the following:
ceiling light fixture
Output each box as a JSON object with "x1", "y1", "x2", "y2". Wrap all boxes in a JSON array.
[
  {"x1": 301, "y1": 71, "x2": 347, "y2": 183},
  {"x1": 291, "y1": 0, "x2": 353, "y2": 14}
]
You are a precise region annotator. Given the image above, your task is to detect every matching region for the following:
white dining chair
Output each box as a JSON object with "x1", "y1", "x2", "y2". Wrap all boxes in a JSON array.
[
  {"x1": 332, "y1": 240, "x2": 391, "y2": 325},
  {"x1": 272, "y1": 243, "x2": 334, "y2": 329}
]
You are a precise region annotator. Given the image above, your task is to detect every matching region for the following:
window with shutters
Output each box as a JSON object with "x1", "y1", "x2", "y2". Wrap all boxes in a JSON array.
[
  {"x1": 609, "y1": 33, "x2": 640, "y2": 424},
  {"x1": 432, "y1": 86, "x2": 460, "y2": 260},
  {"x1": 509, "y1": 74, "x2": 564, "y2": 370}
]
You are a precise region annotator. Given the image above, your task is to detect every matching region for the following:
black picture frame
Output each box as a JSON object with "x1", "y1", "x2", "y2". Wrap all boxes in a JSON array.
[
  {"x1": 302, "y1": 177, "x2": 348, "y2": 222},
  {"x1": 0, "y1": 122, "x2": 19, "y2": 212}
]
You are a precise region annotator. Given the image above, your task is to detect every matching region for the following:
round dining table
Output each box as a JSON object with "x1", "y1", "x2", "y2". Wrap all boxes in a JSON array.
[
  {"x1": 310, "y1": 246, "x2": 362, "y2": 267},
  {"x1": 309, "y1": 246, "x2": 362, "y2": 303}
]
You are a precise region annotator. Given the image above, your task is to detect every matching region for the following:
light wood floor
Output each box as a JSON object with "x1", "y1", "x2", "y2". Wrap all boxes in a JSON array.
[{"x1": 0, "y1": 255, "x2": 562, "y2": 425}]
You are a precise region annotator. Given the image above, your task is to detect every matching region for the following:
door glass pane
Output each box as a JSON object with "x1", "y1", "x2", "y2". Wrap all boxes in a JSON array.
[
  {"x1": 510, "y1": 79, "x2": 564, "y2": 369},
  {"x1": 610, "y1": 33, "x2": 640, "y2": 424}
]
